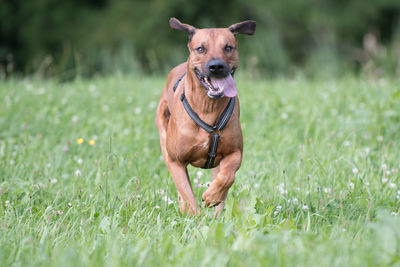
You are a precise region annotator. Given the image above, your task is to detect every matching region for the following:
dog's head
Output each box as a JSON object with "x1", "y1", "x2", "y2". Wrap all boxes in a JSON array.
[{"x1": 170, "y1": 18, "x2": 256, "y2": 98}]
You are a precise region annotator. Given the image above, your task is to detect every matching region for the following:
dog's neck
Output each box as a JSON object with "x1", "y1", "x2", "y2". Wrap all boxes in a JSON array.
[{"x1": 184, "y1": 70, "x2": 231, "y2": 123}]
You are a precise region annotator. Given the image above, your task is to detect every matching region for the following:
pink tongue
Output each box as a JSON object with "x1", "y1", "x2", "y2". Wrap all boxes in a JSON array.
[{"x1": 210, "y1": 75, "x2": 237, "y2": 97}]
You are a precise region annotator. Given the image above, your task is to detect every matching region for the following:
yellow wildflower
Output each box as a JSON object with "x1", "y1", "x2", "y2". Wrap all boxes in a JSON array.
[
  {"x1": 77, "y1": 138, "x2": 84, "y2": 144},
  {"x1": 89, "y1": 139, "x2": 95, "y2": 146}
]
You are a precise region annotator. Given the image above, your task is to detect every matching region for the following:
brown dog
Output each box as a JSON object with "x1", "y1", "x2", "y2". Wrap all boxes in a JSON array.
[{"x1": 155, "y1": 18, "x2": 256, "y2": 215}]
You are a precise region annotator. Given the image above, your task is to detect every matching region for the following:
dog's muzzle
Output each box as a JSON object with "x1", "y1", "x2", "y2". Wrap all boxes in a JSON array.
[{"x1": 194, "y1": 67, "x2": 236, "y2": 98}]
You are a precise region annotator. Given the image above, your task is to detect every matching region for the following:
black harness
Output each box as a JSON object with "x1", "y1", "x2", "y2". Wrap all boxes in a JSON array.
[{"x1": 173, "y1": 73, "x2": 236, "y2": 169}]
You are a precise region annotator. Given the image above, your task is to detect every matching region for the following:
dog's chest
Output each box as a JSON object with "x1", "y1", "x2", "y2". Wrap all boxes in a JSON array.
[{"x1": 182, "y1": 131, "x2": 226, "y2": 167}]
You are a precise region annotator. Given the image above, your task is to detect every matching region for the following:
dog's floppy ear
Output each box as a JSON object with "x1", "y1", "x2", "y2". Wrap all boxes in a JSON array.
[
  {"x1": 169, "y1": 17, "x2": 196, "y2": 40},
  {"x1": 229, "y1": 20, "x2": 256, "y2": 35}
]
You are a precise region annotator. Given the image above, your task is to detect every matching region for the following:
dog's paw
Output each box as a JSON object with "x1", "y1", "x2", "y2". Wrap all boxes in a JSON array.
[{"x1": 202, "y1": 181, "x2": 228, "y2": 208}]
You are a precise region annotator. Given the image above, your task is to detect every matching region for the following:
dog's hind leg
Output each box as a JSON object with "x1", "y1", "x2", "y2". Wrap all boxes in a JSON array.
[
  {"x1": 155, "y1": 99, "x2": 170, "y2": 160},
  {"x1": 156, "y1": 99, "x2": 198, "y2": 215},
  {"x1": 166, "y1": 161, "x2": 198, "y2": 215}
]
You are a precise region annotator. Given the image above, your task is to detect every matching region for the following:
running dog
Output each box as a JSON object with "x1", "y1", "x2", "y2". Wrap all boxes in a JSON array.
[{"x1": 155, "y1": 18, "x2": 256, "y2": 215}]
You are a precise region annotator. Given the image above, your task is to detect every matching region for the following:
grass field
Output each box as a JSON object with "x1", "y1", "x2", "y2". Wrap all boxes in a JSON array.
[{"x1": 0, "y1": 74, "x2": 400, "y2": 266}]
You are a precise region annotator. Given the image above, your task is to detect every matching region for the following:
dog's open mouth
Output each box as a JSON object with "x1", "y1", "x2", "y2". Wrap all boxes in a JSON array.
[{"x1": 195, "y1": 69, "x2": 237, "y2": 98}]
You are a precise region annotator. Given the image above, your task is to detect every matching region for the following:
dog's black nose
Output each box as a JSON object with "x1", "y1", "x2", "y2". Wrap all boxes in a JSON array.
[{"x1": 207, "y1": 59, "x2": 228, "y2": 76}]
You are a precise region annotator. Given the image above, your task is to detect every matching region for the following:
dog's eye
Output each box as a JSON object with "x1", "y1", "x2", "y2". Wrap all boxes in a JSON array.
[
  {"x1": 196, "y1": 46, "x2": 205, "y2": 53},
  {"x1": 224, "y1": 45, "x2": 234, "y2": 53}
]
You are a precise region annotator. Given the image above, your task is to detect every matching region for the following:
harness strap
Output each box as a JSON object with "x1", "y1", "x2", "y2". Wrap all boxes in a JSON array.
[
  {"x1": 174, "y1": 72, "x2": 236, "y2": 169},
  {"x1": 205, "y1": 133, "x2": 220, "y2": 169},
  {"x1": 173, "y1": 73, "x2": 186, "y2": 92},
  {"x1": 180, "y1": 93, "x2": 215, "y2": 133},
  {"x1": 215, "y1": 96, "x2": 236, "y2": 130}
]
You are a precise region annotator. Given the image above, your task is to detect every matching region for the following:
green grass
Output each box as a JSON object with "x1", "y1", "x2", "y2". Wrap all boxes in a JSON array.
[{"x1": 0, "y1": 74, "x2": 400, "y2": 266}]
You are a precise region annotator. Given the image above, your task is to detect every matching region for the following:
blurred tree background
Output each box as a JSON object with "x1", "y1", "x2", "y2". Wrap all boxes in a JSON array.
[{"x1": 1, "y1": 0, "x2": 400, "y2": 79}]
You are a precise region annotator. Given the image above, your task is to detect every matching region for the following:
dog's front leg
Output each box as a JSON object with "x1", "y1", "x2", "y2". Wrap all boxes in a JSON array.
[
  {"x1": 166, "y1": 161, "x2": 198, "y2": 215},
  {"x1": 202, "y1": 150, "x2": 242, "y2": 208},
  {"x1": 211, "y1": 166, "x2": 226, "y2": 217}
]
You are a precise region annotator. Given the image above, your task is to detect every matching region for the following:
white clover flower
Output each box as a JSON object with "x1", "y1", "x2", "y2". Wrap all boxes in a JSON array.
[
  {"x1": 276, "y1": 205, "x2": 282, "y2": 211},
  {"x1": 382, "y1": 163, "x2": 387, "y2": 170},
  {"x1": 50, "y1": 178, "x2": 58, "y2": 184},
  {"x1": 323, "y1": 188, "x2": 331, "y2": 194},
  {"x1": 302, "y1": 205, "x2": 309, "y2": 211},
  {"x1": 77, "y1": 158, "x2": 83, "y2": 165},
  {"x1": 364, "y1": 147, "x2": 370, "y2": 154},
  {"x1": 155, "y1": 205, "x2": 160, "y2": 209},
  {"x1": 75, "y1": 169, "x2": 82, "y2": 177},
  {"x1": 37, "y1": 87, "x2": 45, "y2": 95},
  {"x1": 162, "y1": 196, "x2": 174, "y2": 205},
  {"x1": 171, "y1": 221, "x2": 177, "y2": 227},
  {"x1": 68, "y1": 203, "x2": 72, "y2": 208},
  {"x1": 281, "y1": 113, "x2": 288, "y2": 120},
  {"x1": 343, "y1": 140, "x2": 350, "y2": 147},
  {"x1": 391, "y1": 212, "x2": 397, "y2": 216},
  {"x1": 348, "y1": 182, "x2": 355, "y2": 189},
  {"x1": 254, "y1": 183, "x2": 260, "y2": 188},
  {"x1": 382, "y1": 178, "x2": 388, "y2": 184},
  {"x1": 196, "y1": 171, "x2": 203, "y2": 178},
  {"x1": 352, "y1": 168, "x2": 359, "y2": 174},
  {"x1": 389, "y1": 183, "x2": 396, "y2": 189},
  {"x1": 276, "y1": 183, "x2": 288, "y2": 195},
  {"x1": 292, "y1": 198, "x2": 299, "y2": 205},
  {"x1": 135, "y1": 107, "x2": 141, "y2": 115},
  {"x1": 71, "y1": 115, "x2": 79, "y2": 124},
  {"x1": 148, "y1": 101, "x2": 156, "y2": 110},
  {"x1": 102, "y1": 105, "x2": 109, "y2": 112},
  {"x1": 386, "y1": 170, "x2": 391, "y2": 176},
  {"x1": 193, "y1": 178, "x2": 199, "y2": 184},
  {"x1": 377, "y1": 136, "x2": 384, "y2": 142},
  {"x1": 5, "y1": 200, "x2": 10, "y2": 207}
]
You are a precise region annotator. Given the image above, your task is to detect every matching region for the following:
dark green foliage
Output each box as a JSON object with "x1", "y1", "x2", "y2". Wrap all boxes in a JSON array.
[{"x1": 1, "y1": 0, "x2": 400, "y2": 77}]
